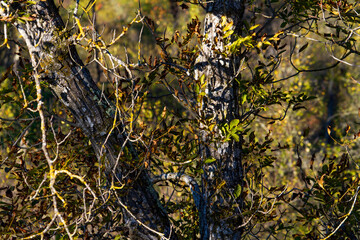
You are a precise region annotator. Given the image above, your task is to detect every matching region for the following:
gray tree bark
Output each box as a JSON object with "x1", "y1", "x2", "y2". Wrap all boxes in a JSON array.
[
  {"x1": 6, "y1": 1, "x2": 176, "y2": 239},
  {"x1": 195, "y1": 1, "x2": 245, "y2": 239},
  {"x1": 3, "y1": 0, "x2": 248, "y2": 238}
]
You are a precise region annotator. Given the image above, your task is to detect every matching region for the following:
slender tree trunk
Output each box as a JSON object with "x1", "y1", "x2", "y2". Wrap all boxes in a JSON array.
[
  {"x1": 195, "y1": 1, "x2": 245, "y2": 239},
  {"x1": 8, "y1": 1, "x2": 175, "y2": 239},
  {"x1": 169, "y1": 0, "x2": 179, "y2": 28}
]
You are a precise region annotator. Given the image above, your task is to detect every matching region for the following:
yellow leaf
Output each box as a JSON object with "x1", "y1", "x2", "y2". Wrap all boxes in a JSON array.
[
  {"x1": 209, "y1": 123, "x2": 215, "y2": 132},
  {"x1": 223, "y1": 21, "x2": 233, "y2": 32},
  {"x1": 346, "y1": 125, "x2": 350, "y2": 134},
  {"x1": 249, "y1": 24, "x2": 260, "y2": 31},
  {"x1": 223, "y1": 30, "x2": 234, "y2": 39},
  {"x1": 318, "y1": 175, "x2": 325, "y2": 190},
  {"x1": 200, "y1": 74, "x2": 206, "y2": 85},
  {"x1": 217, "y1": 180, "x2": 226, "y2": 189},
  {"x1": 221, "y1": 16, "x2": 227, "y2": 26},
  {"x1": 161, "y1": 106, "x2": 167, "y2": 118}
]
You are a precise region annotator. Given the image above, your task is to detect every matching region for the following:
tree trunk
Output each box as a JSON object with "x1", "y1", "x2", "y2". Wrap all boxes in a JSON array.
[
  {"x1": 8, "y1": 1, "x2": 175, "y2": 239},
  {"x1": 195, "y1": 1, "x2": 245, "y2": 239}
]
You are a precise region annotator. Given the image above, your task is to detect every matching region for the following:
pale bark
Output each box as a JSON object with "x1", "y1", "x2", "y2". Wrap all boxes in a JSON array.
[
  {"x1": 195, "y1": 1, "x2": 245, "y2": 239},
  {"x1": 7, "y1": 1, "x2": 175, "y2": 239}
]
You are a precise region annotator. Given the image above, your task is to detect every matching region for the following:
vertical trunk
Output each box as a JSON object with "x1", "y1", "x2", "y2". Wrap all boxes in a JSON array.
[
  {"x1": 195, "y1": 1, "x2": 245, "y2": 239},
  {"x1": 8, "y1": 1, "x2": 175, "y2": 239},
  {"x1": 325, "y1": 70, "x2": 339, "y2": 144},
  {"x1": 169, "y1": 0, "x2": 179, "y2": 28}
]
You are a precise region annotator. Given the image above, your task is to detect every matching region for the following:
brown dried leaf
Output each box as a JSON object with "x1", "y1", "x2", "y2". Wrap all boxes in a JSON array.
[{"x1": 310, "y1": 153, "x2": 315, "y2": 170}]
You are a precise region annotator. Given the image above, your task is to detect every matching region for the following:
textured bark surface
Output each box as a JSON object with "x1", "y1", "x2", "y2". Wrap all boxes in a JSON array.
[
  {"x1": 195, "y1": 1, "x2": 245, "y2": 239},
  {"x1": 11, "y1": 1, "x2": 175, "y2": 239}
]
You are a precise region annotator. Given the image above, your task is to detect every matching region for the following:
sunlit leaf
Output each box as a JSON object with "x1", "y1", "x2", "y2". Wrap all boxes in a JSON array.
[
  {"x1": 204, "y1": 158, "x2": 216, "y2": 164},
  {"x1": 249, "y1": 24, "x2": 260, "y2": 31},
  {"x1": 327, "y1": 126, "x2": 331, "y2": 136},
  {"x1": 345, "y1": 125, "x2": 350, "y2": 134},
  {"x1": 223, "y1": 30, "x2": 234, "y2": 39},
  {"x1": 223, "y1": 21, "x2": 233, "y2": 32},
  {"x1": 232, "y1": 133, "x2": 240, "y2": 142},
  {"x1": 216, "y1": 180, "x2": 226, "y2": 189},
  {"x1": 229, "y1": 119, "x2": 240, "y2": 129}
]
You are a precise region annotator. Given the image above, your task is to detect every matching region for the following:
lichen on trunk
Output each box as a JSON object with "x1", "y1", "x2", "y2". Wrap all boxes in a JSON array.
[
  {"x1": 7, "y1": 0, "x2": 175, "y2": 239},
  {"x1": 195, "y1": 0, "x2": 245, "y2": 239}
]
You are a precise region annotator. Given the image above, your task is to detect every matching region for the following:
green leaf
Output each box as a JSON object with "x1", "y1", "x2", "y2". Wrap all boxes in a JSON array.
[
  {"x1": 280, "y1": 22, "x2": 287, "y2": 28},
  {"x1": 231, "y1": 133, "x2": 240, "y2": 142},
  {"x1": 234, "y1": 184, "x2": 241, "y2": 199},
  {"x1": 249, "y1": 131, "x2": 255, "y2": 143},
  {"x1": 230, "y1": 119, "x2": 240, "y2": 129},
  {"x1": 299, "y1": 42, "x2": 309, "y2": 53},
  {"x1": 242, "y1": 94, "x2": 247, "y2": 104},
  {"x1": 204, "y1": 158, "x2": 216, "y2": 164},
  {"x1": 194, "y1": 84, "x2": 200, "y2": 94}
]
